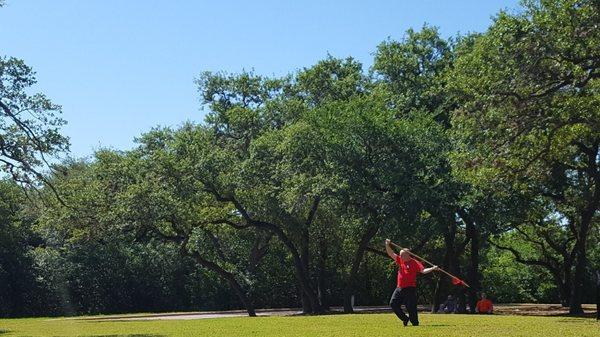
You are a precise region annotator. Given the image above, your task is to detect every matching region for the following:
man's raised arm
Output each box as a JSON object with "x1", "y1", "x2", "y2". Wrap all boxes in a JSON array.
[
  {"x1": 385, "y1": 239, "x2": 396, "y2": 260},
  {"x1": 421, "y1": 266, "x2": 439, "y2": 274}
]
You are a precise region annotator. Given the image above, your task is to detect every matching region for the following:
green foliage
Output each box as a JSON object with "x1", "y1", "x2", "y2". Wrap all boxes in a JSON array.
[
  {"x1": 482, "y1": 244, "x2": 558, "y2": 303},
  {"x1": 0, "y1": 56, "x2": 69, "y2": 187},
  {"x1": 449, "y1": 0, "x2": 600, "y2": 311},
  {"x1": 0, "y1": 181, "x2": 48, "y2": 317},
  {"x1": 296, "y1": 56, "x2": 367, "y2": 106},
  {"x1": 27, "y1": 159, "x2": 250, "y2": 316},
  {"x1": 450, "y1": 0, "x2": 600, "y2": 189},
  {"x1": 373, "y1": 25, "x2": 454, "y2": 124},
  {"x1": 2, "y1": 0, "x2": 599, "y2": 318}
]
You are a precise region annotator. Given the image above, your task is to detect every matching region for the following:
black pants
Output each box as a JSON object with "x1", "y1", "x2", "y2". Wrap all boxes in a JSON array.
[{"x1": 390, "y1": 287, "x2": 419, "y2": 326}]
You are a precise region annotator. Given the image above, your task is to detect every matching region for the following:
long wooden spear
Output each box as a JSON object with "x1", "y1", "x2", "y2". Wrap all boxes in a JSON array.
[{"x1": 389, "y1": 241, "x2": 470, "y2": 288}]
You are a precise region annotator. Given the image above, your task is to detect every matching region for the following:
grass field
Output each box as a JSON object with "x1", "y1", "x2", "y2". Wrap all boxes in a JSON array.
[{"x1": 1, "y1": 313, "x2": 598, "y2": 337}]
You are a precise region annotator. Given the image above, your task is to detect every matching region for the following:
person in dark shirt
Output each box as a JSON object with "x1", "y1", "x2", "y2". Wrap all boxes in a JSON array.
[{"x1": 439, "y1": 295, "x2": 457, "y2": 313}]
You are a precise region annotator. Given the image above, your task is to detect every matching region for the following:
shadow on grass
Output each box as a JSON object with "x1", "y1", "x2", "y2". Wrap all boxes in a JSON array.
[
  {"x1": 424, "y1": 324, "x2": 453, "y2": 327},
  {"x1": 0, "y1": 329, "x2": 10, "y2": 335},
  {"x1": 555, "y1": 317, "x2": 598, "y2": 323},
  {"x1": 60, "y1": 335, "x2": 166, "y2": 337},
  {"x1": 34, "y1": 335, "x2": 166, "y2": 337}
]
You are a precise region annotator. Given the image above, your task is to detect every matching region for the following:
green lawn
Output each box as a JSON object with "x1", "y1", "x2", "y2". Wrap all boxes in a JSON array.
[{"x1": 1, "y1": 313, "x2": 598, "y2": 337}]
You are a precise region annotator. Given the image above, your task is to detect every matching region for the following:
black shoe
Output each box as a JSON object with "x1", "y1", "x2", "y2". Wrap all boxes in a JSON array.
[{"x1": 402, "y1": 319, "x2": 409, "y2": 327}]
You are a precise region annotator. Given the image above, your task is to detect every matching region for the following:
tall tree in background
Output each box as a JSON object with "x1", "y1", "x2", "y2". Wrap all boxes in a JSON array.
[
  {"x1": 450, "y1": 0, "x2": 599, "y2": 314},
  {"x1": 372, "y1": 26, "x2": 475, "y2": 311},
  {"x1": 193, "y1": 70, "x2": 327, "y2": 313},
  {"x1": 191, "y1": 59, "x2": 377, "y2": 314},
  {"x1": 0, "y1": 180, "x2": 46, "y2": 317},
  {"x1": 0, "y1": 56, "x2": 69, "y2": 190},
  {"x1": 295, "y1": 95, "x2": 450, "y2": 312},
  {"x1": 1, "y1": 2, "x2": 69, "y2": 317},
  {"x1": 112, "y1": 129, "x2": 277, "y2": 317},
  {"x1": 32, "y1": 158, "x2": 249, "y2": 316},
  {"x1": 373, "y1": 25, "x2": 454, "y2": 123}
]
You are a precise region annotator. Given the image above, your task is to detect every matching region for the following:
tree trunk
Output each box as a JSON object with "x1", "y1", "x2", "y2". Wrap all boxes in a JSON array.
[
  {"x1": 434, "y1": 214, "x2": 457, "y2": 312},
  {"x1": 299, "y1": 227, "x2": 312, "y2": 313},
  {"x1": 226, "y1": 195, "x2": 323, "y2": 314},
  {"x1": 300, "y1": 289, "x2": 312, "y2": 313},
  {"x1": 462, "y1": 211, "x2": 480, "y2": 314},
  {"x1": 569, "y1": 183, "x2": 599, "y2": 315},
  {"x1": 296, "y1": 196, "x2": 323, "y2": 314},
  {"x1": 557, "y1": 249, "x2": 574, "y2": 307},
  {"x1": 191, "y1": 253, "x2": 257, "y2": 317},
  {"x1": 456, "y1": 290, "x2": 467, "y2": 314},
  {"x1": 559, "y1": 281, "x2": 571, "y2": 308},
  {"x1": 343, "y1": 223, "x2": 379, "y2": 313},
  {"x1": 254, "y1": 221, "x2": 322, "y2": 313},
  {"x1": 316, "y1": 239, "x2": 329, "y2": 310},
  {"x1": 569, "y1": 228, "x2": 586, "y2": 314},
  {"x1": 343, "y1": 286, "x2": 354, "y2": 314},
  {"x1": 569, "y1": 144, "x2": 600, "y2": 315},
  {"x1": 596, "y1": 269, "x2": 600, "y2": 320},
  {"x1": 290, "y1": 254, "x2": 321, "y2": 314},
  {"x1": 226, "y1": 279, "x2": 257, "y2": 317},
  {"x1": 432, "y1": 278, "x2": 442, "y2": 313},
  {"x1": 569, "y1": 237, "x2": 587, "y2": 315},
  {"x1": 163, "y1": 233, "x2": 257, "y2": 316}
]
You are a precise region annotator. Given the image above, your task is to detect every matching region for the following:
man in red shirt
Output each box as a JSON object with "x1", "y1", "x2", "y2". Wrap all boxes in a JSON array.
[
  {"x1": 475, "y1": 292, "x2": 494, "y2": 314},
  {"x1": 386, "y1": 239, "x2": 438, "y2": 326}
]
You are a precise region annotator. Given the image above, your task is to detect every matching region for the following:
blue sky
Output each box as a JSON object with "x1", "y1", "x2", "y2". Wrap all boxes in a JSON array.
[{"x1": 0, "y1": 0, "x2": 521, "y2": 159}]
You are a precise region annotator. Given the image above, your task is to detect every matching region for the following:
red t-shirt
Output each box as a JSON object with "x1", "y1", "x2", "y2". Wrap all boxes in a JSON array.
[
  {"x1": 476, "y1": 299, "x2": 493, "y2": 313},
  {"x1": 395, "y1": 255, "x2": 424, "y2": 288}
]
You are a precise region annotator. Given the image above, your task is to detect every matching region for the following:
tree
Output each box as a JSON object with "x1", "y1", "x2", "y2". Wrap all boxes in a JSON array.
[
  {"x1": 450, "y1": 0, "x2": 600, "y2": 314},
  {"x1": 373, "y1": 25, "x2": 454, "y2": 123},
  {"x1": 0, "y1": 56, "x2": 69, "y2": 190},
  {"x1": 482, "y1": 242, "x2": 558, "y2": 303},
  {"x1": 373, "y1": 25, "x2": 478, "y2": 312},
  {"x1": 0, "y1": 180, "x2": 48, "y2": 317},
  {"x1": 33, "y1": 157, "x2": 249, "y2": 316},
  {"x1": 110, "y1": 130, "x2": 283, "y2": 317},
  {"x1": 294, "y1": 95, "x2": 451, "y2": 312},
  {"x1": 191, "y1": 59, "x2": 372, "y2": 314},
  {"x1": 194, "y1": 70, "x2": 324, "y2": 313}
]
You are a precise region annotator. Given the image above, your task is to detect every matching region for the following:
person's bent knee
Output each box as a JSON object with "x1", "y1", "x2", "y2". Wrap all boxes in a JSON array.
[{"x1": 390, "y1": 299, "x2": 402, "y2": 308}]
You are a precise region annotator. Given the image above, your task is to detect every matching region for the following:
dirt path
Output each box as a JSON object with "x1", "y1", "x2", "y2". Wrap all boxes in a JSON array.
[
  {"x1": 491, "y1": 303, "x2": 596, "y2": 317},
  {"x1": 73, "y1": 304, "x2": 597, "y2": 321}
]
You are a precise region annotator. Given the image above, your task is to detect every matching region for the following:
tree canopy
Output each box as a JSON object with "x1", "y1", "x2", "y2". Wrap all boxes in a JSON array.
[{"x1": 0, "y1": 0, "x2": 598, "y2": 318}]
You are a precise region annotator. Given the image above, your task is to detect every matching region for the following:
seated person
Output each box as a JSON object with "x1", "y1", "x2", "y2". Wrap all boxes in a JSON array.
[
  {"x1": 475, "y1": 292, "x2": 494, "y2": 314},
  {"x1": 438, "y1": 295, "x2": 457, "y2": 313}
]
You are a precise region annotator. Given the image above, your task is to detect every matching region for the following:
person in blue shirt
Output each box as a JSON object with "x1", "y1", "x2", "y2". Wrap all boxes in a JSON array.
[{"x1": 438, "y1": 295, "x2": 457, "y2": 313}]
